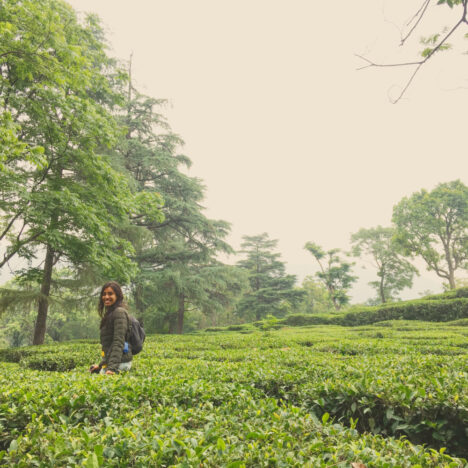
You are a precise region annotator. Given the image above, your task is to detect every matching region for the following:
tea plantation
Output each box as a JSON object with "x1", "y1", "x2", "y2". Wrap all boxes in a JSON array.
[{"x1": 1, "y1": 321, "x2": 467, "y2": 467}]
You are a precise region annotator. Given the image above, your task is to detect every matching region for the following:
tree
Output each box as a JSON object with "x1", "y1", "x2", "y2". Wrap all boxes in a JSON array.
[
  {"x1": 0, "y1": 0, "x2": 163, "y2": 344},
  {"x1": 236, "y1": 233, "x2": 304, "y2": 321},
  {"x1": 304, "y1": 242, "x2": 356, "y2": 310},
  {"x1": 351, "y1": 226, "x2": 418, "y2": 303},
  {"x1": 0, "y1": 268, "x2": 100, "y2": 346},
  {"x1": 105, "y1": 76, "x2": 247, "y2": 333},
  {"x1": 392, "y1": 180, "x2": 468, "y2": 290},
  {"x1": 0, "y1": 112, "x2": 46, "y2": 188},
  {"x1": 358, "y1": 0, "x2": 468, "y2": 102},
  {"x1": 143, "y1": 260, "x2": 248, "y2": 334},
  {"x1": 298, "y1": 276, "x2": 334, "y2": 314}
]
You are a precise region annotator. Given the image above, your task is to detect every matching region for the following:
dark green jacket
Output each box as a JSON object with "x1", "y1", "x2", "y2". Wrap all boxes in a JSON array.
[{"x1": 99, "y1": 306, "x2": 132, "y2": 372}]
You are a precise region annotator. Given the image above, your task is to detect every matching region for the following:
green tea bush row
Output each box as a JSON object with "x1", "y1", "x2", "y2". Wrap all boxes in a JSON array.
[
  {"x1": 212, "y1": 296, "x2": 468, "y2": 332},
  {"x1": 245, "y1": 353, "x2": 468, "y2": 458},
  {"x1": 0, "y1": 343, "x2": 98, "y2": 371},
  {"x1": 423, "y1": 287, "x2": 468, "y2": 301},
  {"x1": 0, "y1": 358, "x2": 465, "y2": 467},
  {"x1": 338, "y1": 298, "x2": 468, "y2": 326},
  {"x1": 1, "y1": 323, "x2": 467, "y2": 465}
]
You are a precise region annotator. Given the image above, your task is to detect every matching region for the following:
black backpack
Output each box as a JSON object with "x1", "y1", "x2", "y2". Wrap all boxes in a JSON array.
[{"x1": 125, "y1": 312, "x2": 146, "y2": 355}]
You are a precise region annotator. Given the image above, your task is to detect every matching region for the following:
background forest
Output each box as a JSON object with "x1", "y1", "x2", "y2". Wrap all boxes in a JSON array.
[{"x1": 1, "y1": 0, "x2": 468, "y2": 347}]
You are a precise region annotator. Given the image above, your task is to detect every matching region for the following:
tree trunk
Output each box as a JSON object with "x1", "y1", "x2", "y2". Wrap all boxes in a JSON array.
[
  {"x1": 134, "y1": 281, "x2": 145, "y2": 326},
  {"x1": 168, "y1": 314, "x2": 176, "y2": 334},
  {"x1": 448, "y1": 272, "x2": 456, "y2": 289},
  {"x1": 211, "y1": 311, "x2": 217, "y2": 327},
  {"x1": 330, "y1": 290, "x2": 340, "y2": 311},
  {"x1": 446, "y1": 255, "x2": 456, "y2": 289},
  {"x1": 443, "y1": 240, "x2": 456, "y2": 289},
  {"x1": 33, "y1": 244, "x2": 54, "y2": 345},
  {"x1": 379, "y1": 275, "x2": 386, "y2": 303},
  {"x1": 176, "y1": 294, "x2": 185, "y2": 334}
]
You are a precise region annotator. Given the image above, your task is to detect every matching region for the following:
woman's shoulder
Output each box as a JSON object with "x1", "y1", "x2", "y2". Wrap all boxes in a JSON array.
[{"x1": 113, "y1": 306, "x2": 128, "y2": 316}]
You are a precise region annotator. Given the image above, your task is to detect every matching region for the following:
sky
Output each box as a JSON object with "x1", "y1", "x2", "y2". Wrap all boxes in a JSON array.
[{"x1": 28, "y1": 1, "x2": 468, "y2": 300}]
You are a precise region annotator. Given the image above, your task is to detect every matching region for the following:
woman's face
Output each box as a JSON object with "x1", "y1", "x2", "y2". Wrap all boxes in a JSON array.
[{"x1": 102, "y1": 287, "x2": 117, "y2": 308}]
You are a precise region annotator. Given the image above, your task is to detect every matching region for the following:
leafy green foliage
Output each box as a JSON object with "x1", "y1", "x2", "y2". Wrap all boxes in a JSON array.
[
  {"x1": 393, "y1": 180, "x2": 468, "y2": 290},
  {"x1": 208, "y1": 287, "x2": 468, "y2": 330},
  {"x1": 338, "y1": 297, "x2": 468, "y2": 326},
  {"x1": 109, "y1": 88, "x2": 242, "y2": 334},
  {"x1": 436, "y1": 0, "x2": 463, "y2": 7},
  {"x1": 0, "y1": 0, "x2": 165, "y2": 344},
  {"x1": 351, "y1": 226, "x2": 418, "y2": 303},
  {"x1": 237, "y1": 233, "x2": 304, "y2": 321},
  {"x1": 304, "y1": 242, "x2": 357, "y2": 310},
  {"x1": 0, "y1": 323, "x2": 467, "y2": 465},
  {"x1": 421, "y1": 287, "x2": 468, "y2": 301},
  {"x1": 420, "y1": 34, "x2": 452, "y2": 58},
  {"x1": 297, "y1": 276, "x2": 334, "y2": 314}
]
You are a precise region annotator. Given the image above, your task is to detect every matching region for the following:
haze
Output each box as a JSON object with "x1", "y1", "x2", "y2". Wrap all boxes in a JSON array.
[{"x1": 62, "y1": 0, "x2": 468, "y2": 301}]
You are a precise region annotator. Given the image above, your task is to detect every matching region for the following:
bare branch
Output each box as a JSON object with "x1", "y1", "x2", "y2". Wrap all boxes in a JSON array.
[
  {"x1": 406, "y1": 0, "x2": 431, "y2": 27},
  {"x1": 391, "y1": 63, "x2": 424, "y2": 103},
  {"x1": 401, "y1": 0, "x2": 431, "y2": 46},
  {"x1": 355, "y1": 54, "x2": 422, "y2": 70}
]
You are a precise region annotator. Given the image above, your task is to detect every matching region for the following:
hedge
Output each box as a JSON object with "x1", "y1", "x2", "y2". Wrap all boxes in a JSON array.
[{"x1": 337, "y1": 298, "x2": 468, "y2": 326}]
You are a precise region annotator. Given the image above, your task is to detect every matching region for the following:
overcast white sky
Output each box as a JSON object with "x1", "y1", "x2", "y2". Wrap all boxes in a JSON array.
[{"x1": 61, "y1": 1, "x2": 468, "y2": 300}]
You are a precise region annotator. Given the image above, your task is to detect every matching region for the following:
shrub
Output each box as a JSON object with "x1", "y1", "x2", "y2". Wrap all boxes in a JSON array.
[
  {"x1": 20, "y1": 355, "x2": 79, "y2": 372},
  {"x1": 338, "y1": 298, "x2": 468, "y2": 326},
  {"x1": 423, "y1": 287, "x2": 468, "y2": 301},
  {"x1": 281, "y1": 313, "x2": 333, "y2": 327},
  {"x1": 227, "y1": 324, "x2": 251, "y2": 331}
]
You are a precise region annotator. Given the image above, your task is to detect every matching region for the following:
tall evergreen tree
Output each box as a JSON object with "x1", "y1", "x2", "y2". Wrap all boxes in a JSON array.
[
  {"x1": 110, "y1": 85, "x2": 245, "y2": 333},
  {"x1": 236, "y1": 233, "x2": 303, "y2": 321}
]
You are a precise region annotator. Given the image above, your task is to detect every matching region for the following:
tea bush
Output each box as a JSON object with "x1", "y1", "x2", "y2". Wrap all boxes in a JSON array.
[
  {"x1": 0, "y1": 322, "x2": 467, "y2": 466},
  {"x1": 338, "y1": 298, "x2": 468, "y2": 326}
]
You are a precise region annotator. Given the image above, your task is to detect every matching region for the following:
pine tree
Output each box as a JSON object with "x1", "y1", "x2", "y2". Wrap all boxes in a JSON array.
[
  {"x1": 111, "y1": 85, "x2": 245, "y2": 333},
  {"x1": 236, "y1": 233, "x2": 303, "y2": 321}
]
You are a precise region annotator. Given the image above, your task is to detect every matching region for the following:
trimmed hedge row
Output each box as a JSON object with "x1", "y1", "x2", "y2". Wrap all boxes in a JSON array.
[
  {"x1": 1, "y1": 361, "x2": 463, "y2": 467},
  {"x1": 277, "y1": 296, "x2": 468, "y2": 329},
  {"x1": 1, "y1": 333, "x2": 467, "y2": 466},
  {"x1": 204, "y1": 290, "x2": 468, "y2": 333},
  {"x1": 0, "y1": 343, "x2": 98, "y2": 371},
  {"x1": 281, "y1": 313, "x2": 333, "y2": 327},
  {"x1": 337, "y1": 298, "x2": 468, "y2": 326},
  {"x1": 423, "y1": 287, "x2": 468, "y2": 301}
]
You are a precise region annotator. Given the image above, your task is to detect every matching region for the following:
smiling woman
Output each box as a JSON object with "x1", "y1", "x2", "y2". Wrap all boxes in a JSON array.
[
  {"x1": 89, "y1": 281, "x2": 133, "y2": 375},
  {"x1": 102, "y1": 286, "x2": 118, "y2": 308}
]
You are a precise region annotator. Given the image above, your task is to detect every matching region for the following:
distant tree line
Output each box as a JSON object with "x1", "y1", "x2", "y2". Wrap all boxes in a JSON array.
[{"x1": 305, "y1": 180, "x2": 468, "y2": 308}]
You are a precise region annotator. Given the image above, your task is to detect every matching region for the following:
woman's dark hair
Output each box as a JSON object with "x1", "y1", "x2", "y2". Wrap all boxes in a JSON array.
[{"x1": 98, "y1": 281, "x2": 126, "y2": 328}]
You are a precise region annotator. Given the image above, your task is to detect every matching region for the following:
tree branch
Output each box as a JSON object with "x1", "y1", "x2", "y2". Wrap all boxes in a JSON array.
[
  {"x1": 0, "y1": 211, "x2": 22, "y2": 242},
  {"x1": 357, "y1": 0, "x2": 468, "y2": 103},
  {"x1": 401, "y1": 0, "x2": 431, "y2": 46},
  {"x1": 0, "y1": 229, "x2": 45, "y2": 269}
]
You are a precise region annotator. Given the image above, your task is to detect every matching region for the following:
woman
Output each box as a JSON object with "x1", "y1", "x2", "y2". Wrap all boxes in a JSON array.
[{"x1": 89, "y1": 281, "x2": 132, "y2": 375}]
